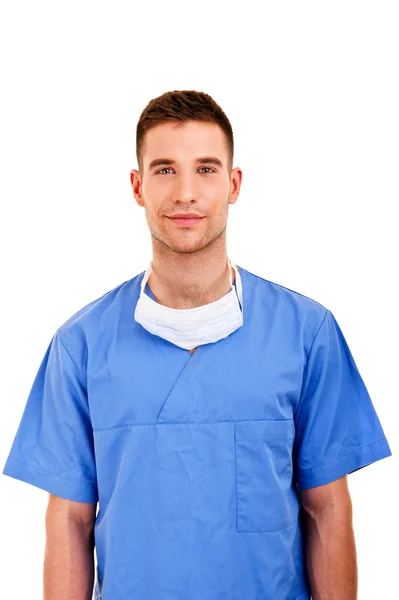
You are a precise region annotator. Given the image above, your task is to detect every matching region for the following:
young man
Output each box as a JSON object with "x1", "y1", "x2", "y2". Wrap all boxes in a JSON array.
[{"x1": 3, "y1": 90, "x2": 392, "y2": 600}]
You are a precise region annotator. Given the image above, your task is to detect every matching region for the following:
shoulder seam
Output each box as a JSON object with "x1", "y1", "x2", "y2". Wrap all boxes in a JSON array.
[
  {"x1": 246, "y1": 269, "x2": 328, "y2": 310},
  {"x1": 294, "y1": 308, "x2": 330, "y2": 419},
  {"x1": 304, "y1": 308, "x2": 330, "y2": 371},
  {"x1": 57, "y1": 332, "x2": 86, "y2": 390}
]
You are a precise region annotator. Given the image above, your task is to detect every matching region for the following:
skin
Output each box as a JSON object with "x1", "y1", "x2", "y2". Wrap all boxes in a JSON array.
[
  {"x1": 43, "y1": 119, "x2": 357, "y2": 598},
  {"x1": 44, "y1": 495, "x2": 96, "y2": 600},
  {"x1": 130, "y1": 120, "x2": 242, "y2": 315},
  {"x1": 299, "y1": 475, "x2": 358, "y2": 599}
]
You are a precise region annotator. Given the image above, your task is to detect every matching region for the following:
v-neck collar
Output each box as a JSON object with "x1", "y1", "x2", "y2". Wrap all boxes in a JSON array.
[
  {"x1": 129, "y1": 266, "x2": 247, "y2": 373},
  {"x1": 143, "y1": 268, "x2": 241, "y2": 358}
]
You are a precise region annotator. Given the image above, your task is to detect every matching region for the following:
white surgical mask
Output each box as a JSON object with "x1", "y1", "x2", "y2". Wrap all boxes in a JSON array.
[{"x1": 134, "y1": 259, "x2": 244, "y2": 351}]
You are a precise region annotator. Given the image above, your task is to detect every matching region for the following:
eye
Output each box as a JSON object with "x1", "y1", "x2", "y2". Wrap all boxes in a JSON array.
[{"x1": 156, "y1": 167, "x2": 215, "y2": 175}]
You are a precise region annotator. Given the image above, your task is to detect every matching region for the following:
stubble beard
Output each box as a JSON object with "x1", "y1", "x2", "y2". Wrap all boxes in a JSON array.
[{"x1": 146, "y1": 205, "x2": 229, "y2": 256}]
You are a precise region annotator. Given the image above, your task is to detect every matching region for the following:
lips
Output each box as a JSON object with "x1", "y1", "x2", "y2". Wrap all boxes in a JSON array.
[
  {"x1": 168, "y1": 213, "x2": 204, "y2": 219},
  {"x1": 168, "y1": 213, "x2": 205, "y2": 227}
]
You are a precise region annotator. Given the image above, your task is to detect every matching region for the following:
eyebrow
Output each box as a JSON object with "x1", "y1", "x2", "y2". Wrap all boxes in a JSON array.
[{"x1": 148, "y1": 156, "x2": 224, "y2": 170}]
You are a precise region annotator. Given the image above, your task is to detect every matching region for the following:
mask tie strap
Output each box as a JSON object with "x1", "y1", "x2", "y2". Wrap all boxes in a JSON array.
[
  {"x1": 228, "y1": 258, "x2": 234, "y2": 288},
  {"x1": 140, "y1": 263, "x2": 153, "y2": 295},
  {"x1": 228, "y1": 258, "x2": 244, "y2": 314}
]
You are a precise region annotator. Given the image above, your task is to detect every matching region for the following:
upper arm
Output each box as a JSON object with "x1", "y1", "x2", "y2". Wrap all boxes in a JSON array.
[
  {"x1": 293, "y1": 309, "x2": 392, "y2": 492},
  {"x1": 3, "y1": 331, "x2": 98, "y2": 503},
  {"x1": 46, "y1": 493, "x2": 97, "y2": 529},
  {"x1": 298, "y1": 475, "x2": 352, "y2": 518}
]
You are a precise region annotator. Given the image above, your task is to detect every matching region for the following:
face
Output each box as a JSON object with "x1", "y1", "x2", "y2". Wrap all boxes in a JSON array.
[{"x1": 130, "y1": 120, "x2": 242, "y2": 254}]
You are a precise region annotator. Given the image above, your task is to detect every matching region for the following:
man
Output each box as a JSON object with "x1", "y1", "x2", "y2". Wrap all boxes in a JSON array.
[{"x1": 3, "y1": 90, "x2": 392, "y2": 600}]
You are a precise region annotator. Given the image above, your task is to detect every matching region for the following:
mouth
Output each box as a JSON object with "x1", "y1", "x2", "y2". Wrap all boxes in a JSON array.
[{"x1": 167, "y1": 214, "x2": 205, "y2": 227}]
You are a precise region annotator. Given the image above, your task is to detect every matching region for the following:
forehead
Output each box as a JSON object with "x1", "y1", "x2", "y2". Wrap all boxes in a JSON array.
[{"x1": 142, "y1": 120, "x2": 228, "y2": 169}]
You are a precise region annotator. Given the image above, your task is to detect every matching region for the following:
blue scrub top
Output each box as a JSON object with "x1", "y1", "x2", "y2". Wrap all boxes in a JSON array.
[{"x1": 3, "y1": 266, "x2": 392, "y2": 600}]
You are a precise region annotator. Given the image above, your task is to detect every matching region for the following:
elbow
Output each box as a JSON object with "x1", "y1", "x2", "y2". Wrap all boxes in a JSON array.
[{"x1": 299, "y1": 475, "x2": 353, "y2": 521}]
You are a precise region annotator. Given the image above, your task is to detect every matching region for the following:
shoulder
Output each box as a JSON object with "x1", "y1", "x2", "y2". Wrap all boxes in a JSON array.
[
  {"x1": 240, "y1": 265, "x2": 328, "y2": 313},
  {"x1": 55, "y1": 272, "x2": 144, "y2": 357},
  {"x1": 240, "y1": 266, "x2": 329, "y2": 347}
]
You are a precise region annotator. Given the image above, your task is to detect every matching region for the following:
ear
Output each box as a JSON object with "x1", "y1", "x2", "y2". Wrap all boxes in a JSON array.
[
  {"x1": 229, "y1": 167, "x2": 243, "y2": 206},
  {"x1": 130, "y1": 169, "x2": 144, "y2": 207}
]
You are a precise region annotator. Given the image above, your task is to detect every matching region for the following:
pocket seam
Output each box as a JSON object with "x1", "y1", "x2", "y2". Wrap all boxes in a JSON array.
[
  {"x1": 235, "y1": 417, "x2": 295, "y2": 442},
  {"x1": 235, "y1": 419, "x2": 296, "y2": 533}
]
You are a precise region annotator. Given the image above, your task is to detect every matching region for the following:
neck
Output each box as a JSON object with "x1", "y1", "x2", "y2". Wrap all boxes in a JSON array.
[{"x1": 148, "y1": 235, "x2": 236, "y2": 309}]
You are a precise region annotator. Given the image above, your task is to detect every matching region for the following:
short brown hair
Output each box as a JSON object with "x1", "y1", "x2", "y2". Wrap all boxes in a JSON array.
[{"x1": 136, "y1": 90, "x2": 234, "y2": 173}]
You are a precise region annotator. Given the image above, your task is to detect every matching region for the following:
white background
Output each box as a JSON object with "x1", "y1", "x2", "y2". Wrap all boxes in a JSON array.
[{"x1": 1, "y1": 1, "x2": 398, "y2": 598}]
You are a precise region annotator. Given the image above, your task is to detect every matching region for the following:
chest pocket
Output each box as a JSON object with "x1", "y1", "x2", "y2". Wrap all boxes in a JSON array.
[{"x1": 235, "y1": 418, "x2": 297, "y2": 533}]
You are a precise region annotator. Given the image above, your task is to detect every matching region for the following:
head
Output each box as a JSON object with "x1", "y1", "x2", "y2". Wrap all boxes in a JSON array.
[{"x1": 130, "y1": 90, "x2": 242, "y2": 255}]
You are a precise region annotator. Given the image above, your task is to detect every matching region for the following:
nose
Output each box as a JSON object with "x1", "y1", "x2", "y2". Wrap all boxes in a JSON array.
[{"x1": 173, "y1": 173, "x2": 199, "y2": 204}]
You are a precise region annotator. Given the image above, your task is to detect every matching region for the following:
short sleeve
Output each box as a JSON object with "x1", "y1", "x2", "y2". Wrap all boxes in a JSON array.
[
  {"x1": 2, "y1": 331, "x2": 98, "y2": 503},
  {"x1": 293, "y1": 309, "x2": 392, "y2": 491}
]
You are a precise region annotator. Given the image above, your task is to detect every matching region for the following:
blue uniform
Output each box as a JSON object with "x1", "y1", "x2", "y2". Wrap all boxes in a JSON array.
[{"x1": 3, "y1": 266, "x2": 392, "y2": 600}]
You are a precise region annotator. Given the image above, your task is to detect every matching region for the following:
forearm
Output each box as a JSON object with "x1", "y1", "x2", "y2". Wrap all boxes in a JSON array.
[
  {"x1": 43, "y1": 516, "x2": 95, "y2": 600},
  {"x1": 303, "y1": 505, "x2": 358, "y2": 600}
]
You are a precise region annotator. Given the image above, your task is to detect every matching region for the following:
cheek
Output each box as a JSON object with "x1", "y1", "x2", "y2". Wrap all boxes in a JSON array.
[
  {"x1": 143, "y1": 178, "x2": 228, "y2": 214},
  {"x1": 142, "y1": 188, "x2": 166, "y2": 216},
  {"x1": 208, "y1": 189, "x2": 230, "y2": 215}
]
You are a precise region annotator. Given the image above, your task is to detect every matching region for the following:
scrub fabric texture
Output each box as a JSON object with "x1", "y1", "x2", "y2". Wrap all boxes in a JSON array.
[{"x1": 3, "y1": 267, "x2": 392, "y2": 600}]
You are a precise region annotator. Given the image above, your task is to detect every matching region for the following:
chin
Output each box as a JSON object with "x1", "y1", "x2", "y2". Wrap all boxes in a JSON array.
[
  {"x1": 152, "y1": 226, "x2": 222, "y2": 255},
  {"x1": 161, "y1": 235, "x2": 211, "y2": 255},
  {"x1": 168, "y1": 242, "x2": 208, "y2": 255}
]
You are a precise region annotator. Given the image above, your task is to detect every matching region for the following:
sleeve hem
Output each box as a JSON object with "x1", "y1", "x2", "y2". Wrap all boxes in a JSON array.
[
  {"x1": 295, "y1": 437, "x2": 392, "y2": 491},
  {"x1": 2, "y1": 457, "x2": 98, "y2": 503}
]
